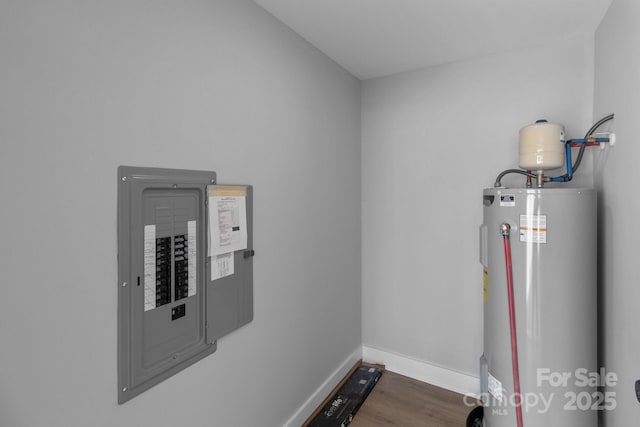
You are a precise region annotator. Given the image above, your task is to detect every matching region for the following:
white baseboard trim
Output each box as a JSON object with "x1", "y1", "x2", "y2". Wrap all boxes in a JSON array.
[
  {"x1": 363, "y1": 345, "x2": 480, "y2": 397},
  {"x1": 283, "y1": 346, "x2": 363, "y2": 427}
]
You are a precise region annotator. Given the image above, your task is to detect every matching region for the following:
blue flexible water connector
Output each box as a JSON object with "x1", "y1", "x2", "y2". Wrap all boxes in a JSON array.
[
  {"x1": 565, "y1": 142, "x2": 573, "y2": 180},
  {"x1": 548, "y1": 137, "x2": 611, "y2": 183}
]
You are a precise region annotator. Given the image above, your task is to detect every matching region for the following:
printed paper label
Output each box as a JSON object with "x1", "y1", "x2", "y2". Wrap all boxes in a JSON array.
[
  {"x1": 208, "y1": 195, "x2": 248, "y2": 256},
  {"x1": 187, "y1": 220, "x2": 197, "y2": 297},
  {"x1": 500, "y1": 194, "x2": 515, "y2": 207},
  {"x1": 144, "y1": 225, "x2": 156, "y2": 311},
  {"x1": 519, "y1": 214, "x2": 547, "y2": 243},
  {"x1": 211, "y1": 252, "x2": 234, "y2": 281},
  {"x1": 483, "y1": 268, "x2": 489, "y2": 304}
]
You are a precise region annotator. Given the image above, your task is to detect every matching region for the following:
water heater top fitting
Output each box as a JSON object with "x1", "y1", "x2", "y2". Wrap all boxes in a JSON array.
[{"x1": 518, "y1": 120, "x2": 565, "y2": 171}]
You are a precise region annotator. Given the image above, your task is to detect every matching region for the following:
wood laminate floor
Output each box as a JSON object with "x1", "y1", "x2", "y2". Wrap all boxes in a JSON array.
[{"x1": 349, "y1": 371, "x2": 477, "y2": 427}]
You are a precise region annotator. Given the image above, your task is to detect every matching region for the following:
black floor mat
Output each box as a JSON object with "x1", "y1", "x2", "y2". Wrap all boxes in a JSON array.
[{"x1": 308, "y1": 365, "x2": 384, "y2": 427}]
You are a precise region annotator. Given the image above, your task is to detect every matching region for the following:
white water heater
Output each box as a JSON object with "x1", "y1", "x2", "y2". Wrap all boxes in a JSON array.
[{"x1": 480, "y1": 187, "x2": 597, "y2": 426}]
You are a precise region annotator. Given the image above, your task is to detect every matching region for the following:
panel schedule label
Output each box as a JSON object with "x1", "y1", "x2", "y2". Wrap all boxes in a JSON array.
[
  {"x1": 519, "y1": 214, "x2": 547, "y2": 243},
  {"x1": 187, "y1": 220, "x2": 197, "y2": 297},
  {"x1": 143, "y1": 225, "x2": 156, "y2": 311}
]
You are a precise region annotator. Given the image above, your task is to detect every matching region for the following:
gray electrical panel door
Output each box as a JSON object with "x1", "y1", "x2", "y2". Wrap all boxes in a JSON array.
[
  {"x1": 205, "y1": 185, "x2": 254, "y2": 343},
  {"x1": 118, "y1": 166, "x2": 216, "y2": 404}
]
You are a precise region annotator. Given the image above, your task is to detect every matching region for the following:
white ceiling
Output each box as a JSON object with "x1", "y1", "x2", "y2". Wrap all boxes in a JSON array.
[{"x1": 252, "y1": 0, "x2": 612, "y2": 80}]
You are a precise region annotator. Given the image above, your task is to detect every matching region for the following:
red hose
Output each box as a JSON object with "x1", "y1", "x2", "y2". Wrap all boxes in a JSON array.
[{"x1": 503, "y1": 232, "x2": 524, "y2": 427}]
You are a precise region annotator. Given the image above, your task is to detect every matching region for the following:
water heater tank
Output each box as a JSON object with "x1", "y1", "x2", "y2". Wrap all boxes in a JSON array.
[
  {"x1": 518, "y1": 120, "x2": 565, "y2": 171},
  {"x1": 480, "y1": 187, "x2": 597, "y2": 426}
]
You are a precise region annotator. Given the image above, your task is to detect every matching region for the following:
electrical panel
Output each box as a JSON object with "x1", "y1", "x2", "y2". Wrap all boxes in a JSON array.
[{"x1": 117, "y1": 167, "x2": 254, "y2": 404}]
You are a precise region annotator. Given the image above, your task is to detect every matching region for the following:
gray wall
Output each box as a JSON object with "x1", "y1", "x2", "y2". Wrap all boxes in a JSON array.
[
  {"x1": 0, "y1": 1, "x2": 361, "y2": 426},
  {"x1": 361, "y1": 35, "x2": 595, "y2": 382},
  {"x1": 594, "y1": 0, "x2": 640, "y2": 424}
]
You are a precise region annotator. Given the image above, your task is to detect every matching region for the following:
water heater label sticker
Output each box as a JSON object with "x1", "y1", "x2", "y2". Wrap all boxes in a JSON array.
[
  {"x1": 500, "y1": 194, "x2": 515, "y2": 207},
  {"x1": 143, "y1": 225, "x2": 156, "y2": 311},
  {"x1": 519, "y1": 214, "x2": 547, "y2": 243},
  {"x1": 483, "y1": 268, "x2": 489, "y2": 303},
  {"x1": 488, "y1": 372, "x2": 503, "y2": 402}
]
